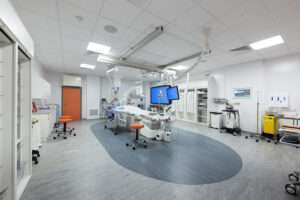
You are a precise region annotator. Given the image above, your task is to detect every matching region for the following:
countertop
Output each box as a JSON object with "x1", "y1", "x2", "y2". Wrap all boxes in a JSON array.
[{"x1": 32, "y1": 110, "x2": 51, "y2": 115}]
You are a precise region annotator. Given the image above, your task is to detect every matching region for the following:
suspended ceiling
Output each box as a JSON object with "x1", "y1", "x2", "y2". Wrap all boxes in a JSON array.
[{"x1": 10, "y1": 0, "x2": 300, "y2": 80}]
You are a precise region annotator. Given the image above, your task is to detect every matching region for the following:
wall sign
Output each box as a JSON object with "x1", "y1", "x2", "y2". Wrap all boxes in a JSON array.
[
  {"x1": 268, "y1": 92, "x2": 289, "y2": 108},
  {"x1": 233, "y1": 88, "x2": 251, "y2": 98}
]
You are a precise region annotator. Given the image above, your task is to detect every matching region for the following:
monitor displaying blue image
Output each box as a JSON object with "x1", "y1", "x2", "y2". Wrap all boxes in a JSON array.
[
  {"x1": 167, "y1": 86, "x2": 179, "y2": 100},
  {"x1": 150, "y1": 85, "x2": 171, "y2": 105}
]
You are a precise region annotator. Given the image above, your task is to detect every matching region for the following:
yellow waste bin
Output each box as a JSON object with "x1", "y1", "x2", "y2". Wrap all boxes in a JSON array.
[{"x1": 263, "y1": 115, "x2": 278, "y2": 135}]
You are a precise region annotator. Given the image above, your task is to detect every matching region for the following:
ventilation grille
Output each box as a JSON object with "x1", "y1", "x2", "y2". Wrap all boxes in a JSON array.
[{"x1": 89, "y1": 109, "x2": 98, "y2": 116}]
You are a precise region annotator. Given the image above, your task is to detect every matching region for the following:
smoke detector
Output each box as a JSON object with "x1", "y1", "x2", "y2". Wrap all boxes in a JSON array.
[{"x1": 104, "y1": 25, "x2": 118, "y2": 34}]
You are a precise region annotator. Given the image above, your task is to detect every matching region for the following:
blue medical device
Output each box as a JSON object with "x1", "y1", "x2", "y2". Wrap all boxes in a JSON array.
[
  {"x1": 150, "y1": 85, "x2": 180, "y2": 105},
  {"x1": 150, "y1": 85, "x2": 171, "y2": 105},
  {"x1": 167, "y1": 86, "x2": 179, "y2": 100}
]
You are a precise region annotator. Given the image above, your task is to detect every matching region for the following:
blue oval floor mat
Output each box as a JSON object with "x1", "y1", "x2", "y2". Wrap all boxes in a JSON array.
[{"x1": 91, "y1": 123, "x2": 242, "y2": 185}]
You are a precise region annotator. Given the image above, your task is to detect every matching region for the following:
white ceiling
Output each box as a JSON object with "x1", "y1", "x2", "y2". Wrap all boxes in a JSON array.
[{"x1": 10, "y1": 0, "x2": 300, "y2": 80}]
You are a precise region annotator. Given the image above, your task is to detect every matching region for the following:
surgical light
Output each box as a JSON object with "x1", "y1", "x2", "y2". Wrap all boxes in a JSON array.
[
  {"x1": 249, "y1": 35, "x2": 284, "y2": 50},
  {"x1": 87, "y1": 42, "x2": 111, "y2": 54}
]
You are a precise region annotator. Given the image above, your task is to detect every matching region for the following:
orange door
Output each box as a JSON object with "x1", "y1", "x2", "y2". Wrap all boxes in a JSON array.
[{"x1": 62, "y1": 87, "x2": 81, "y2": 121}]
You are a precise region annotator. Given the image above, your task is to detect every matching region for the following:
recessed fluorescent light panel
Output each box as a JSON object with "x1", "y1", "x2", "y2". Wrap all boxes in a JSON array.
[
  {"x1": 97, "y1": 55, "x2": 114, "y2": 63},
  {"x1": 80, "y1": 64, "x2": 96, "y2": 70},
  {"x1": 169, "y1": 65, "x2": 189, "y2": 71},
  {"x1": 249, "y1": 35, "x2": 284, "y2": 50},
  {"x1": 87, "y1": 42, "x2": 111, "y2": 54}
]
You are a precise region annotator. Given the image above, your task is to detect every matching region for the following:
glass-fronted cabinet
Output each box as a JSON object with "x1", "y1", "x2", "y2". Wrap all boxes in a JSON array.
[{"x1": 15, "y1": 49, "x2": 31, "y2": 199}]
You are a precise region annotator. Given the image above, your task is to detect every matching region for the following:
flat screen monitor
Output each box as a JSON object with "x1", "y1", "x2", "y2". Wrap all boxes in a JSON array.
[
  {"x1": 150, "y1": 85, "x2": 171, "y2": 105},
  {"x1": 167, "y1": 86, "x2": 179, "y2": 100}
]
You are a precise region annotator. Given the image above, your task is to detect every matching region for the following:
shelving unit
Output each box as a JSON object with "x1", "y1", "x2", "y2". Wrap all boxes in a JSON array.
[{"x1": 197, "y1": 88, "x2": 208, "y2": 123}]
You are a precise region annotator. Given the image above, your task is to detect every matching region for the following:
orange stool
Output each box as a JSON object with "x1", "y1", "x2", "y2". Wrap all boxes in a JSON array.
[
  {"x1": 60, "y1": 115, "x2": 76, "y2": 136},
  {"x1": 126, "y1": 123, "x2": 147, "y2": 150},
  {"x1": 60, "y1": 115, "x2": 72, "y2": 119},
  {"x1": 53, "y1": 117, "x2": 76, "y2": 140}
]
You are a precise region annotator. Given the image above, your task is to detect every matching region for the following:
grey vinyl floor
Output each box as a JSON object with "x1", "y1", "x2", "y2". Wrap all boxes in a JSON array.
[{"x1": 21, "y1": 120, "x2": 300, "y2": 200}]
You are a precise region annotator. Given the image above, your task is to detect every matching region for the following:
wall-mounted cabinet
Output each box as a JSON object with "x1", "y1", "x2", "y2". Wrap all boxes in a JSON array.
[
  {"x1": 0, "y1": 27, "x2": 32, "y2": 200},
  {"x1": 16, "y1": 50, "x2": 31, "y2": 199}
]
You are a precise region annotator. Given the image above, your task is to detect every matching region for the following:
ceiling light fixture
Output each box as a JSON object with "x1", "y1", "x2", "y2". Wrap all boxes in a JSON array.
[
  {"x1": 97, "y1": 55, "x2": 115, "y2": 63},
  {"x1": 80, "y1": 64, "x2": 96, "y2": 70},
  {"x1": 249, "y1": 35, "x2": 284, "y2": 50},
  {"x1": 168, "y1": 65, "x2": 189, "y2": 71},
  {"x1": 87, "y1": 42, "x2": 111, "y2": 54}
]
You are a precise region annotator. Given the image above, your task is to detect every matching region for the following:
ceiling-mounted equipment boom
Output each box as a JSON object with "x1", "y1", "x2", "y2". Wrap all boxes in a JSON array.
[
  {"x1": 121, "y1": 26, "x2": 164, "y2": 59},
  {"x1": 158, "y1": 50, "x2": 211, "y2": 69},
  {"x1": 98, "y1": 54, "x2": 161, "y2": 72},
  {"x1": 159, "y1": 27, "x2": 212, "y2": 69}
]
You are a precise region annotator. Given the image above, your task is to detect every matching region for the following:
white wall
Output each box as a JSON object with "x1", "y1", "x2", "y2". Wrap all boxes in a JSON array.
[
  {"x1": 0, "y1": 0, "x2": 34, "y2": 56},
  {"x1": 86, "y1": 76, "x2": 100, "y2": 119},
  {"x1": 44, "y1": 72, "x2": 89, "y2": 119},
  {"x1": 44, "y1": 70, "x2": 63, "y2": 106},
  {"x1": 31, "y1": 59, "x2": 51, "y2": 99},
  {"x1": 207, "y1": 53, "x2": 300, "y2": 133}
]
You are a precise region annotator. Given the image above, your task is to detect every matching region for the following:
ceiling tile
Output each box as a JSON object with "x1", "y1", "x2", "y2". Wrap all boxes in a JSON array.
[
  {"x1": 61, "y1": 23, "x2": 91, "y2": 42},
  {"x1": 12, "y1": 0, "x2": 58, "y2": 19},
  {"x1": 101, "y1": 0, "x2": 142, "y2": 27},
  {"x1": 146, "y1": 0, "x2": 195, "y2": 22},
  {"x1": 129, "y1": 49, "x2": 168, "y2": 65},
  {"x1": 62, "y1": 36, "x2": 87, "y2": 57},
  {"x1": 197, "y1": 0, "x2": 244, "y2": 19},
  {"x1": 63, "y1": 0, "x2": 104, "y2": 14},
  {"x1": 126, "y1": 0, "x2": 152, "y2": 9},
  {"x1": 92, "y1": 18, "x2": 144, "y2": 56},
  {"x1": 128, "y1": 11, "x2": 168, "y2": 32},
  {"x1": 59, "y1": 1, "x2": 98, "y2": 30},
  {"x1": 173, "y1": 5, "x2": 216, "y2": 33},
  {"x1": 143, "y1": 33, "x2": 200, "y2": 60},
  {"x1": 263, "y1": 0, "x2": 300, "y2": 30},
  {"x1": 16, "y1": 9, "x2": 59, "y2": 34}
]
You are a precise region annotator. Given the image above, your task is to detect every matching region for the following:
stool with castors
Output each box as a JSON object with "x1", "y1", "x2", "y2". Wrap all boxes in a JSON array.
[
  {"x1": 53, "y1": 117, "x2": 73, "y2": 140},
  {"x1": 285, "y1": 171, "x2": 300, "y2": 196},
  {"x1": 126, "y1": 123, "x2": 147, "y2": 150},
  {"x1": 59, "y1": 115, "x2": 76, "y2": 136}
]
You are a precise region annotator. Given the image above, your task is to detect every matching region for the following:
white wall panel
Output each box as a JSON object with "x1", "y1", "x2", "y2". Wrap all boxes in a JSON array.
[
  {"x1": 31, "y1": 60, "x2": 51, "y2": 99},
  {"x1": 0, "y1": 0, "x2": 34, "y2": 56},
  {"x1": 86, "y1": 76, "x2": 100, "y2": 120},
  {"x1": 207, "y1": 53, "x2": 300, "y2": 133},
  {"x1": 63, "y1": 75, "x2": 82, "y2": 87}
]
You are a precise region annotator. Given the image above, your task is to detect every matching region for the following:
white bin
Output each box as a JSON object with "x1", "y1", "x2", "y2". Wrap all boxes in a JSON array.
[{"x1": 163, "y1": 131, "x2": 172, "y2": 142}]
